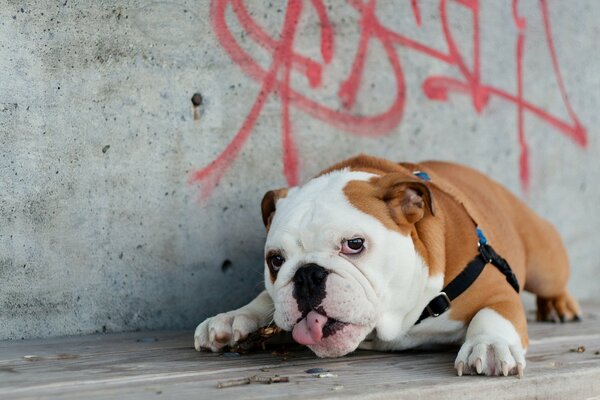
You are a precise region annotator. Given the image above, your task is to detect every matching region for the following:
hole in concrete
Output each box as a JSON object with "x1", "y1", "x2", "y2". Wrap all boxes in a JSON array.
[
  {"x1": 221, "y1": 259, "x2": 233, "y2": 273},
  {"x1": 191, "y1": 92, "x2": 203, "y2": 120},
  {"x1": 191, "y1": 92, "x2": 203, "y2": 106}
]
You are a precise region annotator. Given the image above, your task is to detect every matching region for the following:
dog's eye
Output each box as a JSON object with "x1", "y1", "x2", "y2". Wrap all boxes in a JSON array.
[
  {"x1": 267, "y1": 254, "x2": 285, "y2": 271},
  {"x1": 341, "y1": 238, "x2": 365, "y2": 254}
]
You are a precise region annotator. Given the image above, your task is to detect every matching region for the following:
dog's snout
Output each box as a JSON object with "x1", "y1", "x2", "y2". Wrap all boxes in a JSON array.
[
  {"x1": 294, "y1": 263, "x2": 328, "y2": 288},
  {"x1": 293, "y1": 264, "x2": 329, "y2": 311}
]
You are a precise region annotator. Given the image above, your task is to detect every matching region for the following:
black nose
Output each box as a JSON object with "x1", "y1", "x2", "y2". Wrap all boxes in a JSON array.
[{"x1": 293, "y1": 264, "x2": 329, "y2": 312}]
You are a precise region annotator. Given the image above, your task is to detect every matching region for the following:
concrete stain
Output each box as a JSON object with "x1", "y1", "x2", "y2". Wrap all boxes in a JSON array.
[{"x1": 3, "y1": 291, "x2": 74, "y2": 318}]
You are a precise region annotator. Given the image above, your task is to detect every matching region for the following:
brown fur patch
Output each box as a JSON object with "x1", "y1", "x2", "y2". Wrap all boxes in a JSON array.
[
  {"x1": 314, "y1": 154, "x2": 573, "y2": 348},
  {"x1": 318, "y1": 154, "x2": 407, "y2": 176},
  {"x1": 261, "y1": 188, "x2": 288, "y2": 230},
  {"x1": 261, "y1": 188, "x2": 289, "y2": 283}
]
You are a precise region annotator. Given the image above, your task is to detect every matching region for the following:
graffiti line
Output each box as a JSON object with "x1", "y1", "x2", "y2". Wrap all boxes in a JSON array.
[
  {"x1": 191, "y1": 0, "x2": 587, "y2": 198},
  {"x1": 540, "y1": 0, "x2": 586, "y2": 146},
  {"x1": 514, "y1": 0, "x2": 529, "y2": 190}
]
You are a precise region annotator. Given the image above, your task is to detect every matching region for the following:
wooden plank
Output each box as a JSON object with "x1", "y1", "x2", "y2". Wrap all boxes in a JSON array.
[{"x1": 0, "y1": 303, "x2": 599, "y2": 399}]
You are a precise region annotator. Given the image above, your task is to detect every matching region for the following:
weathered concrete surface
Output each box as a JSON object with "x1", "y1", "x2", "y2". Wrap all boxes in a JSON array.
[{"x1": 0, "y1": 0, "x2": 598, "y2": 339}]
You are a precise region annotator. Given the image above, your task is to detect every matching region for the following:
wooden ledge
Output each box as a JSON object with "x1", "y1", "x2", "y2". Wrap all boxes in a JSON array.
[{"x1": 1, "y1": 303, "x2": 599, "y2": 399}]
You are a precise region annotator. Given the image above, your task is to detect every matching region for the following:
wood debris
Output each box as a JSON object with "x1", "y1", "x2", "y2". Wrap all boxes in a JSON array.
[
  {"x1": 230, "y1": 324, "x2": 284, "y2": 353},
  {"x1": 216, "y1": 375, "x2": 289, "y2": 388},
  {"x1": 570, "y1": 346, "x2": 586, "y2": 353}
]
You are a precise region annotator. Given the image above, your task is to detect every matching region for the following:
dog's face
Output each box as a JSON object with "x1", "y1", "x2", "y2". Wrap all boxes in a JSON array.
[{"x1": 261, "y1": 169, "x2": 435, "y2": 357}]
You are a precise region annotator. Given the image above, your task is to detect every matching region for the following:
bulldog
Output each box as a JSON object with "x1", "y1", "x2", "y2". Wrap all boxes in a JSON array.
[{"x1": 194, "y1": 155, "x2": 580, "y2": 377}]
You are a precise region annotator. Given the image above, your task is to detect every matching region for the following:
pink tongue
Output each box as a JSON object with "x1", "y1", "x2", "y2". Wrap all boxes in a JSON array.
[{"x1": 292, "y1": 311, "x2": 328, "y2": 345}]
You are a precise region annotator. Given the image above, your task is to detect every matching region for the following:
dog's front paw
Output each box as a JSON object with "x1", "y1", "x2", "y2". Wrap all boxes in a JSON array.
[
  {"x1": 454, "y1": 336, "x2": 526, "y2": 377},
  {"x1": 194, "y1": 312, "x2": 260, "y2": 352}
]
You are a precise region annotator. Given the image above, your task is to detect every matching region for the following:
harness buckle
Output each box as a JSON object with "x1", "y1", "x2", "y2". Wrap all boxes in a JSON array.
[
  {"x1": 426, "y1": 292, "x2": 451, "y2": 317},
  {"x1": 478, "y1": 243, "x2": 494, "y2": 263}
]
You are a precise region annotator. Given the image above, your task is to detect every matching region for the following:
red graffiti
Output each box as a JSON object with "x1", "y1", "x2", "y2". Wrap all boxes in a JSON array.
[{"x1": 190, "y1": 0, "x2": 587, "y2": 198}]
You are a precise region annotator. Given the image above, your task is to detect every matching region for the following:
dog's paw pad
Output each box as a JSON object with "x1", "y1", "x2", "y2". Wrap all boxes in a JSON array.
[
  {"x1": 454, "y1": 337, "x2": 525, "y2": 377},
  {"x1": 194, "y1": 313, "x2": 260, "y2": 352}
]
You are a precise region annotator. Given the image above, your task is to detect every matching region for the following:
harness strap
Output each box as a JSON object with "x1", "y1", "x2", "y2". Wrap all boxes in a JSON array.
[
  {"x1": 414, "y1": 238, "x2": 520, "y2": 325},
  {"x1": 410, "y1": 170, "x2": 520, "y2": 325}
]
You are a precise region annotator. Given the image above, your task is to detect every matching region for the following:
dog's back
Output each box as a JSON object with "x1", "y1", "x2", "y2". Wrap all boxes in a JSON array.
[{"x1": 420, "y1": 160, "x2": 579, "y2": 322}]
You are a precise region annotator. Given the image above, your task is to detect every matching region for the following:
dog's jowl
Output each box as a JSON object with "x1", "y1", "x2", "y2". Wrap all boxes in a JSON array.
[{"x1": 194, "y1": 155, "x2": 580, "y2": 377}]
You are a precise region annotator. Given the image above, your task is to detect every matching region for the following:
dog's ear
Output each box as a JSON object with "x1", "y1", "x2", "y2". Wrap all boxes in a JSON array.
[
  {"x1": 376, "y1": 174, "x2": 435, "y2": 224},
  {"x1": 261, "y1": 188, "x2": 288, "y2": 228}
]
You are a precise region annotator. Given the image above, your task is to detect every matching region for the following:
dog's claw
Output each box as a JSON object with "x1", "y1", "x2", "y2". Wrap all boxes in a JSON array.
[
  {"x1": 456, "y1": 361, "x2": 464, "y2": 376},
  {"x1": 517, "y1": 363, "x2": 524, "y2": 379},
  {"x1": 475, "y1": 358, "x2": 483, "y2": 374},
  {"x1": 501, "y1": 361, "x2": 509, "y2": 376}
]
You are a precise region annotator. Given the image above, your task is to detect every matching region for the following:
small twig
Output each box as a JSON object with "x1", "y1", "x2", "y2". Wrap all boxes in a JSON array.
[
  {"x1": 251, "y1": 375, "x2": 289, "y2": 384},
  {"x1": 217, "y1": 375, "x2": 289, "y2": 388},
  {"x1": 230, "y1": 325, "x2": 283, "y2": 353},
  {"x1": 216, "y1": 377, "x2": 251, "y2": 388}
]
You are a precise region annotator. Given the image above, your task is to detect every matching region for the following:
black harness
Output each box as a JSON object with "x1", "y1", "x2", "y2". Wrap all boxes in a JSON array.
[{"x1": 411, "y1": 171, "x2": 520, "y2": 325}]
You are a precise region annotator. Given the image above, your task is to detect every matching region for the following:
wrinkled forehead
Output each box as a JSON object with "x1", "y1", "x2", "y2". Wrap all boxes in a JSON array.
[{"x1": 266, "y1": 170, "x2": 378, "y2": 242}]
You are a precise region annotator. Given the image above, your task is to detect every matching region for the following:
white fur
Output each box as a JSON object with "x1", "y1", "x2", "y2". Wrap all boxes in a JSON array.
[
  {"x1": 193, "y1": 168, "x2": 523, "y2": 377},
  {"x1": 360, "y1": 275, "x2": 466, "y2": 351},
  {"x1": 359, "y1": 312, "x2": 465, "y2": 351},
  {"x1": 454, "y1": 308, "x2": 526, "y2": 376},
  {"x1": 195, "y1": 170, "x2": 466, "y2": 354},
  {"x1": 263, "y1": 169, "x2": 457, "y2": 355},
  {"x1": 194, "y1": 290, "x2": 273, "y2": 351}
]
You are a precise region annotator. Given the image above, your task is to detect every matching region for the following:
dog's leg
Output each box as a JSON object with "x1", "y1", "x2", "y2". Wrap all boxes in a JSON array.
[
  {"x1": 536, "y1": 291, "x2": 581, "y2": 322},
  {"x1": 194, "y1": 290, "x2": 274, "y2": 352},
  {"x1": 519, "y1": 216, "x2": 581, "y2": 322},
  {"x1": 454, "y1": 301, "x2": 527, "y2": 377}
]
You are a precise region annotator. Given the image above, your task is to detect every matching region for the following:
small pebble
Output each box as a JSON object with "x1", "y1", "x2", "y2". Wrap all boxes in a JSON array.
[
  {"x1": 23, "y1": 355, "x2": 43, "y2": 361},
  {"x1": 332, "y1": 385, "x2": 344, "y2": 391},
  {"x1": 594, "y1": 351, "x2": 599, "y2": 355},
  {"x1": 223, "y1": 352, "x2": 241, "y2": 358},
  {"x1": 305, "y1": 367, "x2": 328, "y2": 374},
  {"x1": 317, "y1": 373, "x2": 338, "y2": 378}
]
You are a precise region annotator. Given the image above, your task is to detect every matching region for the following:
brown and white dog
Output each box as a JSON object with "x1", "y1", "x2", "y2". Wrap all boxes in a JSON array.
[{"x1": 194, "y1": 155, "x2": 580, "y2": 377}]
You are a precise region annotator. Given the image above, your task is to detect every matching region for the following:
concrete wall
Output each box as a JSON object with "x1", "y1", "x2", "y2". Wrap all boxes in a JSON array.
[{"x1": 1, "y1": 0, "x2": 598, "y2": 340}]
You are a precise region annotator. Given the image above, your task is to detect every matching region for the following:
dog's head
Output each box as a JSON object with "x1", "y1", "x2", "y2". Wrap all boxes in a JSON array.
[{"x1": 261, "y1": 168, "x2": 435, "y2": 357}]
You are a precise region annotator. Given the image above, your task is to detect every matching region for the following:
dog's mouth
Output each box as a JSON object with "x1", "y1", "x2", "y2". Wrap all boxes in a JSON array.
[{"x1": 292, "y1": 310, "x2": 349, "y2": 345}]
